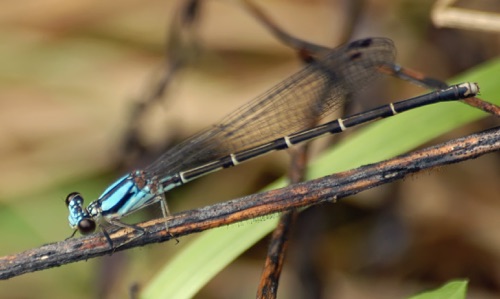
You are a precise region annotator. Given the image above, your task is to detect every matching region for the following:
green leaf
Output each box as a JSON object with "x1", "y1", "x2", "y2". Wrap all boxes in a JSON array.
[
  {"x1": 141, "y1": 58, "x2": 500, "y2": 299},
  {"x1": 408, "y1": 280, "x2": 468, "y2": 299}
]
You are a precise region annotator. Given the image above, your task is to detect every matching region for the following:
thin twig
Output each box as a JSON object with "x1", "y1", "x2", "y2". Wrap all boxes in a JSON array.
[
  {"x1": 122, "y1": 0, "x2": 202, "y2": 163},
  {"x1": 1, "y1": 126, "x2": 499, "y2": 280}
]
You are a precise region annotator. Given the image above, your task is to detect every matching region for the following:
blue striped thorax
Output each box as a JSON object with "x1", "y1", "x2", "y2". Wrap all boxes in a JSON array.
[{"x1": 91, "y1": 170, "x2": 161, "y2": 219}]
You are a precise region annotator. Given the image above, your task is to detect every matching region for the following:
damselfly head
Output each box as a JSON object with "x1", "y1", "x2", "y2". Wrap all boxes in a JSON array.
[{"x1": 66, "y1": 192, "x2": 97, "y2": 235}]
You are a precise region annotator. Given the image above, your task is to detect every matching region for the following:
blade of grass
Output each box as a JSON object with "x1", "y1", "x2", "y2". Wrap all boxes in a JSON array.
[
  {"x1": 407, "y1": 280, "x2": 468, "y2": 299},
  {"x1": 142, "y1": 58, "x2": 500, "y2": 299}
]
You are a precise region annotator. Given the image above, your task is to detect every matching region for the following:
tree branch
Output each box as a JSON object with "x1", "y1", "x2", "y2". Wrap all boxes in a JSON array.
[{"x1": 1, "y1": 126, "x2": 499, "y2": 280}]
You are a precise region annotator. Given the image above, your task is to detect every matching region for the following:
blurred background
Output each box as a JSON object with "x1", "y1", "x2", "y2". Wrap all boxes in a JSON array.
[{"x1": 1, "y1": 0, "x2": 500, "y2": 298}]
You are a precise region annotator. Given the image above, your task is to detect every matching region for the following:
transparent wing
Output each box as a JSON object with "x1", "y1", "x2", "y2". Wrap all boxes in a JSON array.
[{"x1": 145, "y1": 38, "x2": 396, "y2": 178}]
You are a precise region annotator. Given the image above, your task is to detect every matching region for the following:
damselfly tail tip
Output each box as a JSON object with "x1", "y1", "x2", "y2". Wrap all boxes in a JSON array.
[
  {"x1": 471, "y1": 82, "x2": 480, "y2": 95},
  {"x1": 460, "y1": 82, "x2": 480, "y2": 97}
]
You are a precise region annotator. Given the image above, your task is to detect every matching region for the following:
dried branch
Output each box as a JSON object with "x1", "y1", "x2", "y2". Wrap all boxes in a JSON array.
[{"x1": 1, "y1": 126, "x2": 499, "y2": 280}]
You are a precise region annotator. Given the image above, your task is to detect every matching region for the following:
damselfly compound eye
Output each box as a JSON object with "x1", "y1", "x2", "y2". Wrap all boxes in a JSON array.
[
  {"x1": 78, "y1": 219, "x2": 96, "y2": 235},
  {"x1": 65, "y1": 192, "x2": 83, "y2": 207}
]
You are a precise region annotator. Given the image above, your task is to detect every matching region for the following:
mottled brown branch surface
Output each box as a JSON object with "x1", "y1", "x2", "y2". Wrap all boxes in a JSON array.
[{"x1": 1, "y1": 126, "x2": 499, "y2": 280}]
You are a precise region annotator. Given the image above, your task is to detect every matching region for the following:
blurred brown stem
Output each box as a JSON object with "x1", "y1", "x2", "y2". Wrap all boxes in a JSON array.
[{"x1": 256, "y1": 145, "x2": 308, "y2": 299}]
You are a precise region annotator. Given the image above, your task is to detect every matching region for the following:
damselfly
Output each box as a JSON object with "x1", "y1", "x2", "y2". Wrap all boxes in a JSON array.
[{"x1": 66, "y1": 37, "x2": 479, "y2": 246}]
